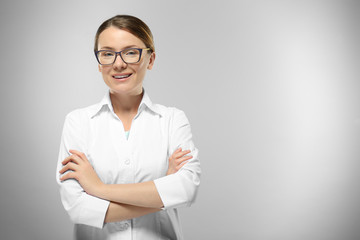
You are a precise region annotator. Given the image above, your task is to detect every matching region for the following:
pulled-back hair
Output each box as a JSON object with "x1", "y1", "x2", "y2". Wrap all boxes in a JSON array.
[{"x1": 94, "y1": 15, "x2": 155, "y2": 53}]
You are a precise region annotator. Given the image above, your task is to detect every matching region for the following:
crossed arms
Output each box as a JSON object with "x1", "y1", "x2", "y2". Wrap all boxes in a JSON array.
[
  {"x1": 56, "y1": 108, "x2": 201, "y2": 228},
  {"x1": 58, "y1": 148, "x2": 192, "y2": 223}
]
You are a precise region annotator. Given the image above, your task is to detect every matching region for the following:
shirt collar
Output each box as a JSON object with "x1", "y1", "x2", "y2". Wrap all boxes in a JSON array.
[{"x1": 90, "y1": 88, "x2": 162, "y2": 118}]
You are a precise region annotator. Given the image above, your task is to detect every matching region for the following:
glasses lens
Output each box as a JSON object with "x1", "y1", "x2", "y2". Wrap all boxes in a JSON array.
[
  {"x1": 121, "y1": 48, "x2": 141, "y2": 63},
  {"x1": 97, "y1": 51, "x2": 116, "y2": 65}
]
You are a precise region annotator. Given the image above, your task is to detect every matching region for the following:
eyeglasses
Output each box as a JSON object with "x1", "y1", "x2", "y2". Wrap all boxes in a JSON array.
[{"x1": 95, "y1": 48, "x2": 150, "y2": 65}]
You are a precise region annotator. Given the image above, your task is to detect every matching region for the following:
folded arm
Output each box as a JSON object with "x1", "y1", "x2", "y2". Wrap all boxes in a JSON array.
[
  {"x1": 59, "y1": 147, "x2": 193, "y2": 209},
  {"x1": 104, "y1": 202, "x2": 160, "y2": 223},
  {"x1": 57, "y1": 108, "x2": 200, "y2": 227}
]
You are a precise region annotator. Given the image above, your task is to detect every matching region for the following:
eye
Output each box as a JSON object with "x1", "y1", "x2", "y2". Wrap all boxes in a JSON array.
[
  {"x1": 123, "y1": 49, "x2": 140, "y2": 57},
  {"x1": 100, "y1": 51, "x2": 115, "y2": 57}
]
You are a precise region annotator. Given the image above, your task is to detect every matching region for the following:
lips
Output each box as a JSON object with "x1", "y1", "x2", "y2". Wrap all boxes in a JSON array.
[
  {"x1": 113, "y1": 73, "x2": 132, "y2": 79},
  {"x1": 112, "y1": 73, "x2": 132, "y2": 81}
]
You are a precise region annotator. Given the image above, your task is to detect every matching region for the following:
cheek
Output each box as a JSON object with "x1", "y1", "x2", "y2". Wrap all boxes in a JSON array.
[
  {"x1": 99, "y1": 65, "x2": 111, "y2": 74},
  {"x1": 136, "y1": 62, "x2": 148, "y2": 74}
]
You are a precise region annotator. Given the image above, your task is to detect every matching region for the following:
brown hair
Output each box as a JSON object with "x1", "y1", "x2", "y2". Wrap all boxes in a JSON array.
[{"x1": 94, "y1": 15, "x2": 155, "y2": 53}]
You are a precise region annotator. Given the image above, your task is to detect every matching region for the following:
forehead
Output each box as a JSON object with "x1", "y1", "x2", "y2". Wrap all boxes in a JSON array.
[{"x1": 97, "y1": 26, "x2": 145, "y2": 50}]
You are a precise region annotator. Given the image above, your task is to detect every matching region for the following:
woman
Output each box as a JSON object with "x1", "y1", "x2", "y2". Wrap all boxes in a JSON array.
[{"x1": 56, "y1": 15, "x2": 201, "y2": 240}]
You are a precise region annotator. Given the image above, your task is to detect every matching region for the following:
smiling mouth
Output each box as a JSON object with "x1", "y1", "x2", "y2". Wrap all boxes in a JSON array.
[{"x1": 113, "y1": 74, "x2": 132, "y2": 79}]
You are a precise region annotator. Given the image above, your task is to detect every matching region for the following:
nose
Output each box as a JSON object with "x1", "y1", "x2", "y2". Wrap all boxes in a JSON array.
[{"x1": 113, "y1": 53, "x2": 127, "y2": 69}]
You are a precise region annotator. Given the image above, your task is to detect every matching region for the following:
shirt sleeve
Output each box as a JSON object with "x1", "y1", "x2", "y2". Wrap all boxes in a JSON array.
[
  {"x1": 154, "y1": 108, "x2": 201, "y2": 209},
  {"x1": 55, "y1": 111, "x2": 110, "y2": 229}
]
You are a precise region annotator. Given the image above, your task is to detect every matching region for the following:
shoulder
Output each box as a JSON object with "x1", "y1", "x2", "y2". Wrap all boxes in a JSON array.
[
  {"x1": 152, "y1": 103, "x2": 190, "y2": 129},
  {"x1": 151, "y1": 103, "x2": 187, "y2": 120},
  {"x1": 64, "y1": 103, "x2": 99, "y2": 124}
]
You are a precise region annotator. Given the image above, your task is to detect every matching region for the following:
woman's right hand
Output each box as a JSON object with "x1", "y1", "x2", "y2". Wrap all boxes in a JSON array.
[{"x1": 166, "y1": 148, "x2": 193, "y2": 175}]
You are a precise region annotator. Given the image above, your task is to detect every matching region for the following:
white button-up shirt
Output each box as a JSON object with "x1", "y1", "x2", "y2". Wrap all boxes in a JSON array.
[{"x1": 56, "y1": 88, "x2": 201, "y2": 240}]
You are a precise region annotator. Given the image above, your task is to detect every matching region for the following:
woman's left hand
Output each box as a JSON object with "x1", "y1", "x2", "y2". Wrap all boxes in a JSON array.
[
  {"x1": 166, "y1": 147, "x2": 193, "y2": 175},
  {"x1": 59, "y1": 149, "x2": 104, "y2": 197}
]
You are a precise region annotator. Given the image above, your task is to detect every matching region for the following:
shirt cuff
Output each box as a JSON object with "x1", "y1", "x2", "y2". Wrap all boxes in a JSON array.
[
  {"x1": 154, "y1": 173, "x2": 189, "y2": 210},
  {"x1": 78, "y1": 194, "x2": 110, "y2": 229}
]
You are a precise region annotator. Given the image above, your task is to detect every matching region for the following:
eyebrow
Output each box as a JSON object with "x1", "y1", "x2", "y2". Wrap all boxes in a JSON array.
[{"x1": 99, "y1": 45, "x2": 140, "y2": 51}]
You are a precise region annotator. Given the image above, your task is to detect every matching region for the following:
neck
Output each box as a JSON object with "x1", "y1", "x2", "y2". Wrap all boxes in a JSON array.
[{"x1": 109, "y1": 88, "x2": 144, "y2": 114}]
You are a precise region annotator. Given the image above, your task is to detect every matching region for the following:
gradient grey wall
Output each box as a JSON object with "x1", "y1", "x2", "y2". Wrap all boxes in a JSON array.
[{"x1": 0, "y1": 0, "x2": 359, "y2": 239}]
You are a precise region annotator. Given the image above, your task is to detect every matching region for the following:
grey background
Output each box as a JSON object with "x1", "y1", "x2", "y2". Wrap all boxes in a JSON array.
[{"x1": 0, "y1": 0, "x2": 359, "y2": 239}]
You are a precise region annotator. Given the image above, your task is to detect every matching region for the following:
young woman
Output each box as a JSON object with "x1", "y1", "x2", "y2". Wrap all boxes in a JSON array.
[{"x1": 56, "y1": 15, "x2": 201, "y2": 240}]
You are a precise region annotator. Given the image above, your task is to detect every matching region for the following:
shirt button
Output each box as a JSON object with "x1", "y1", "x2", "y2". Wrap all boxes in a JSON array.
[
  {"x1": 124, "y1": 159, "x2": 130, "y2": 165},
  {"x1": 118, "y1": 222, "x2": 129, "y2": 231}
]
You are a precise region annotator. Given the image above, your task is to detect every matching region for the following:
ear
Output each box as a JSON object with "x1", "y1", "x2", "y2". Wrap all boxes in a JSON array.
[
  {"x1": 98, "y1": 64, "x2": 102, "y2": 72},
  {"x1": 147, "y1": 52, "x2": 156, "y2": 70}
]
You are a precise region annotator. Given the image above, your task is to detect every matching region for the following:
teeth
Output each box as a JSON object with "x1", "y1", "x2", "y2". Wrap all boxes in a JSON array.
[{"x1": 114, "y1": 74, "x2": 131, "y2": 79}]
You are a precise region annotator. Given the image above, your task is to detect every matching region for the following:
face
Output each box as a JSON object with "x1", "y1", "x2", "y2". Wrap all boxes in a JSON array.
[{"x1": 97, "y1": 26, "x2": 155, "y2": 95}]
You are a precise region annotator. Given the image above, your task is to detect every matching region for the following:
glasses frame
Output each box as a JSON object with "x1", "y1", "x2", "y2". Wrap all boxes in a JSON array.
[{"x1": 94, "y1": 48, "x2": 151, "y2": 65}]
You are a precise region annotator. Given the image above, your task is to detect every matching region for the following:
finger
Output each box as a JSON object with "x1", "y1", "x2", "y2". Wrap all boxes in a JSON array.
[
  {"x1": 61, "y1": 155, "x2": 72, "y2": 165},
  {"x1": 174, "y1": 150, "x2": 191, "y2": 159},
  {"x1": 171, "y1": 148, "x2": 181, "y2": 156},
  {"x1": 169, "y1": 148, "x2": 182, "y2": 160},
  {"x1": 69, "y1": 149, "x2": 87, "y2": 161},
  {"x1": 176, "y1": 155, "x2": 193, "y2": 164},
  {"x1": 59, "y1": 162, "x2": 78, "y2": 174},
  {"x1": 62, "y1": 154, "x2": 82, "y2": 165},
  {"x1": 172, "y1": 149, "x2": 189, "y2": 158},
  {"x1": 60, "y1": 171, "x2": 77, "y2": 181},
  {"x1": 176, "y1": 160, "x2": 189, "y2": 170}
]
